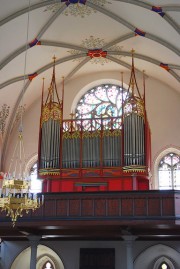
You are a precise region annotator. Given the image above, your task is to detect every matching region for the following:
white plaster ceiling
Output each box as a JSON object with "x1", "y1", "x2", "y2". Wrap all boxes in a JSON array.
[{"x1": 0, "y1": 0, "x2": 179, "y2": 160}]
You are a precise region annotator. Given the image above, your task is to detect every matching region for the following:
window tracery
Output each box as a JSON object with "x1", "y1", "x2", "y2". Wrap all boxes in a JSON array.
[
  {"x1": 158, "y1": 153, "x2": 180, "y2": 190},
  {"x1": 75, "y1": 83, "x2": 129, "y2": 119}
]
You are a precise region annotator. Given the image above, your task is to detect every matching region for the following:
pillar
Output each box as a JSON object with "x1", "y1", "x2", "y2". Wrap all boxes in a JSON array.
[
  {"x1": 122, "y1": 235, "x2": 137, "y2": 269},
  {"x1": 28, "y1": 235, "x2": 41, "y2": 269}
]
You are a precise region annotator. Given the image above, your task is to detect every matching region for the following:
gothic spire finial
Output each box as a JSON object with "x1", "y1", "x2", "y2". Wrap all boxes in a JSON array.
[{"x1": 131, "y1": 48, "x2": 135, "y2": 55}]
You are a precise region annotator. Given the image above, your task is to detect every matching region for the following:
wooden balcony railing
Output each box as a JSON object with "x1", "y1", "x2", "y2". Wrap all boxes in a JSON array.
[{"x1": 0, "y1": 190, "x2": 180, "y2": 225}]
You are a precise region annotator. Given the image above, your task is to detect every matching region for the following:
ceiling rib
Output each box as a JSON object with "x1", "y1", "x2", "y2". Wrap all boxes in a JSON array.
[
  {"x1": 114, "y1": 0, "x2": 180, "y2": 34},
  {"x1": 1, "y1": 49, "x2": 179, "y2": 91},
  {"x1": 102, "y1": 33, "x2": 134, "y2": 50},
  {"x1": 65, "y1": 58, "x2": 91, "y2": 82},
  {"x1": 36, "y1": 4, "x2": 67, "y2": 40},
  {"x1": 41, "y1": 41, "x2": 87, "y2": 52},
  {"x1": 0, "y1": 4, "x2": 179, "y2": 73},
  {"x1": 163, "y1": 14, "x2": 180, "y2": 35},
  {"x1": 0, "y1": 0, "x2": 179, "y2": 27},
  {"x1": 0, "y1": 54, "x2": 87, "y2": 90},
  {"x1": 1, "y1": 79, "x2": 31, "y2": 169},
  {"x1": 0, "y1": 0, "x2": 54, "y2": 26},
  {"x1": 163, "y1": 6, "x2": 180, "y2": 12},
  {"x1": 0, "y1": 4, "x2": 66, "y2": 70},
  {"x1": 87, "y1": 2, "x2": 180, "y2": 56},
  {"x1": 0, "y1": 0, "x2": 179, "y2": 169}
]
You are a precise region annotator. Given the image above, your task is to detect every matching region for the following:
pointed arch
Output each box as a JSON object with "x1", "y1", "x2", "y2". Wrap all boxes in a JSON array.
[
  {"x1": 134, "y1": 244, "x2": 180, "y2": 269},
  {"x1": 153, "y1": 256, "x2": 175, "y2": 269},
  {"x1": 10, "y1": 244, "x2": 64, "y2": 269},
  {"x1": 153, "y1": 146, "x2": 180, "y2": 189}
]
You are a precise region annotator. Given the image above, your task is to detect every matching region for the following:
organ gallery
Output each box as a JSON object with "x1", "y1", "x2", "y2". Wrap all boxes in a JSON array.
[{"x1": 38, "y1": 54, "x2": 151, "y2": 192}]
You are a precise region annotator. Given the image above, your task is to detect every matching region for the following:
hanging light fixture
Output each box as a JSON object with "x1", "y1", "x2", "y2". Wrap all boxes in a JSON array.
[
  {"x1": 0, "y1": 131, "x2": 44, "y2": 226},
  {"x1": 0, "y1": 0, "x2": 43, "y2": 226}
]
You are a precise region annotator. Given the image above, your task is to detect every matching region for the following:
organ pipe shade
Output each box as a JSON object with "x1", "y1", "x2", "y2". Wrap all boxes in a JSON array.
[{"x1": 38, "y1": 57, "x2": 63, "y2": 176}]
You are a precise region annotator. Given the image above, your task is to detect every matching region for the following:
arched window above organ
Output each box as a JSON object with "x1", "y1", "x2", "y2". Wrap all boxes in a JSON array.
[
  {"x1": 38, "y1": 53, "x2": 151, "y2": 192},
  {"x1": 75, "y1": 83, "x2": 129, "y2": 120}
]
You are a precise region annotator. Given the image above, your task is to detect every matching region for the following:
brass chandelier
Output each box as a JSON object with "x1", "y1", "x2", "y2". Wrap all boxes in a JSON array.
[
  {"x1": 0, "y1": 0, "x2": 43, "y2": 226},
  {"x1": 0, "y1": 131, "x2": 44, "y2": 227}
]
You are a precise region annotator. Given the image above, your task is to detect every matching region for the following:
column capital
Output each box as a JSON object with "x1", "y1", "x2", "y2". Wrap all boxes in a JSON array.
[
  {"x1": 122, "y1": 235, "x2": 138, "y2": 247},
  {"x1": 28, "y1": 235, "x2": 41, "y2": 247}
]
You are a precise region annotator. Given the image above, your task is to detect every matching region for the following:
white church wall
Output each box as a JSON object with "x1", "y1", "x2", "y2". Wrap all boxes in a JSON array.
[{"x1": 3, "y1": 71, "x2": 180, "y2": 189}]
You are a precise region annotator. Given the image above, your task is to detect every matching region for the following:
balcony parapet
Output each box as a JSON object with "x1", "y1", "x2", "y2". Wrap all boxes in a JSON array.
[{"x1": 0, "y1": 190, "x2": 180, "y2": 226}]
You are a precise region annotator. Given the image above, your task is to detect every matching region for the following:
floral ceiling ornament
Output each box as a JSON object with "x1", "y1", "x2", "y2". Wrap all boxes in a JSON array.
[
  {"x1": 68, "y1": 36, "x2": 123, "y2": 65},
  {"x1": 43, "y1": 0, "x2": 110, "y2": 18},
  {"x1": 11, "y1": 105, "x2": 26, "y2": 133},
  {"x1": 0, "y1": 104, "x2": 10, "y2": 136}
]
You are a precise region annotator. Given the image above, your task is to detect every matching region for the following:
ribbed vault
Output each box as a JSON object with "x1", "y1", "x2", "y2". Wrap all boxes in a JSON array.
[{"x1": 0, "y1": 0, "x2": 179, "y2": 166}]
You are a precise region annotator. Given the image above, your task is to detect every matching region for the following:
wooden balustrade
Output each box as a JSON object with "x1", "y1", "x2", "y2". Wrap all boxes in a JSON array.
[{"x1": 0, "y1": 190, "x2": 180, "y2": 225}]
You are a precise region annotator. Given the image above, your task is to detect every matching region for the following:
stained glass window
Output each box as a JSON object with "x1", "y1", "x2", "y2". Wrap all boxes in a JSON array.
[
  {"x1": 75, "y1": 84, "x2": 129, "y2": 119},
  {"x1": 158, "y1": 153, "x2": 180, "y2": 190}
]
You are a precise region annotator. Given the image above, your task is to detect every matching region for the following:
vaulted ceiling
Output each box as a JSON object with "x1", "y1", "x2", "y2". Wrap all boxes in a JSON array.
[{"x1": 0, "y1": 0, "x2": 179, "y2": 166}]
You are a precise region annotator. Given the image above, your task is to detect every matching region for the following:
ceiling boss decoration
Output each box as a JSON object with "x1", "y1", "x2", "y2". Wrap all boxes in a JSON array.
[
  {"x1": 68, "y1": 36, "x2": 123, "y2": 65},
  {"x1": 10, "y1": 105, "x2": 26, "y2": 134},
  {"x1": 0, "y1": 104, "x2": 10, "y2": 137},
  {"x1": 43, "y1": 0, "x2": 110, "y2": 18}
]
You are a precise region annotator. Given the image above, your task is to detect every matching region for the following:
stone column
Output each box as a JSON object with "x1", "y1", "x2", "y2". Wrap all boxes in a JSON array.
[
  {"x1": 28, "y1": 235, "x2": 41, "y2": 269},
  {"x1": 122, "y1": 235, "x2": 137, "y2": 269}
]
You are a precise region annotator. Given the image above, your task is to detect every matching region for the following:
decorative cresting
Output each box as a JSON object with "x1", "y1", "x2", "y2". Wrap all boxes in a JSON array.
[
  {"x1": 0, "y1": 131, "x2": 44, "y2": 226},
  {"x1": 123, "y1": 50, "x2": 148, "y2": 173},
  {"x1": 10, "y1": 105, "x2": 26, "y2": 133},
  {"x1": 38, "y1": 57, "x2": 63, "y2": 177}
]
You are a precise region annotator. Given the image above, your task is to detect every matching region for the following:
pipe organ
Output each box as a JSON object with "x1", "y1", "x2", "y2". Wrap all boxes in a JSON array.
[{"x1": 38, "y1": 57, "x2": 151, "y2": 192}]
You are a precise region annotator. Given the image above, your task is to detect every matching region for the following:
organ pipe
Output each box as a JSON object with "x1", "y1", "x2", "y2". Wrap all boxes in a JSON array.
[{"x1": 38, "y1": 53, "x2": 151, "y2": 190}]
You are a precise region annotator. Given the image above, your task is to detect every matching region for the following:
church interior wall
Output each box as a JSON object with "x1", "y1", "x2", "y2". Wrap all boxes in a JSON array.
[
  {"x1": 3, "y1": 71, "x2": 180, "y2": 188},
  {"x1": 1, "y1": 240, "x2": 180, "y2": 269}
]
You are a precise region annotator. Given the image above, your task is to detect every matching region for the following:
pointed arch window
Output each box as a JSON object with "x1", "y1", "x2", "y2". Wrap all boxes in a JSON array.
[
  {"x1": 158, "y1": 153, "x2": 180, "y2": 190},
  {"x1": 158, "y1": 262, "x2": 170, "y2": 269},
  {"x1": 42, "y1": 261, "x2": 55, "y2": 269},
  {"x1": 153, "y1": 256, "x2": 175, "y2": 269}
]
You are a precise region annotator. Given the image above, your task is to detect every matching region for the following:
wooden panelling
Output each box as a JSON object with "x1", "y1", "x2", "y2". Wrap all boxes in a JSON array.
[
  {"x1": 134, "y1": 198, "x2": 147, "y2": 216},
  {"x1": 56, "y1": 199, "x2": 68, "y2": 216},
  {"x1": 69, "y1": 199, "x2": 81, "y2": 216},
  {"x1": 107, "y1": 199, "x2": 119, "y2": 216},
  {"x1": 94, "y1": 199, "x2": 106, "y2": 216},
  {"x1": 121, "y1": 198, "x2": 133, "y2": 216},
  {"x1": 0, "y1": 191, "x2": 178, "y2": 225},
  {"x1": 82, "y1": 199, "x2": 94, "y2": 216}
]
